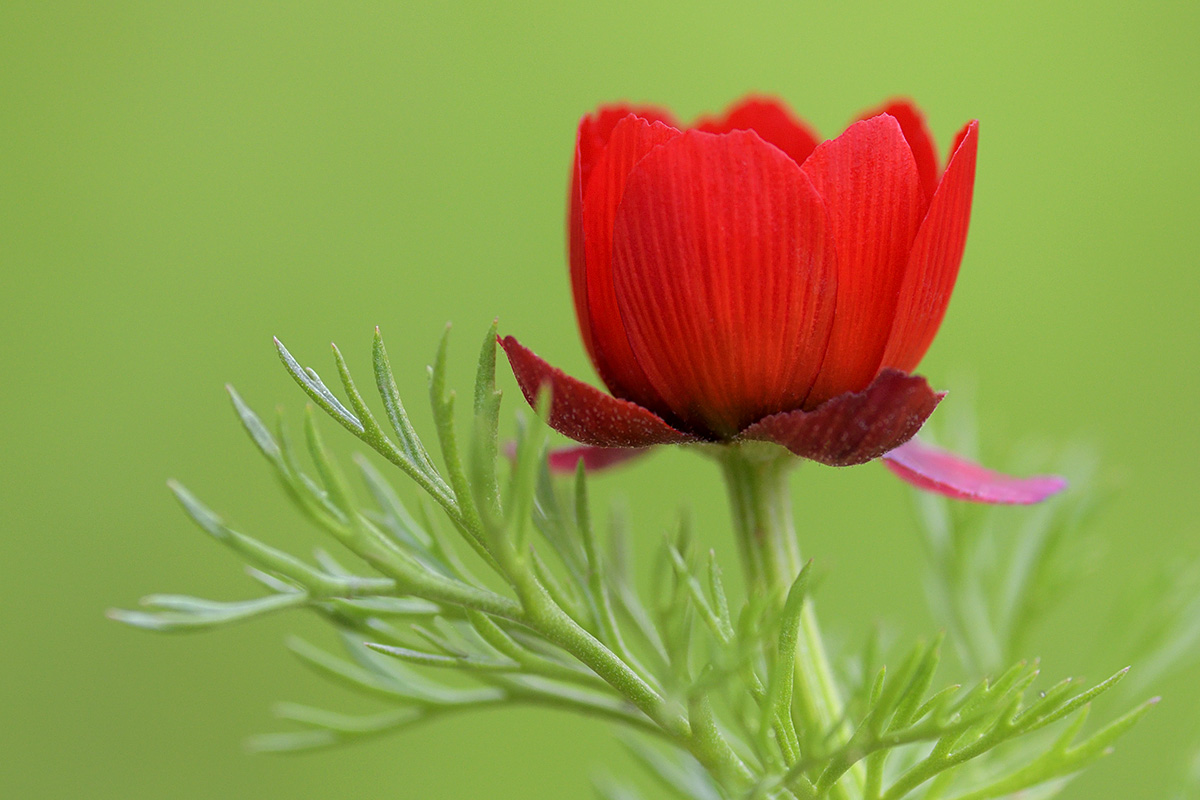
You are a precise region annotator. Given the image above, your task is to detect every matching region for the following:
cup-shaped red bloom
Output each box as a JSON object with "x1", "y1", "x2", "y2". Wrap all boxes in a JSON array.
[{"x1": 503, "y1": 97, "x2": 1064, "y2": 503}]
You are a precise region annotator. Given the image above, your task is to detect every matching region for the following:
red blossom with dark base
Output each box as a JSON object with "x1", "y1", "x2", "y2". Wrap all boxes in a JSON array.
[{"x1": 503, "y1": 96, "x2": 1065, "y2": 503}]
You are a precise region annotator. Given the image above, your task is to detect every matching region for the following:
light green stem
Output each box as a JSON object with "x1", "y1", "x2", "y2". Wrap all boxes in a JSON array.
[
  {"x1": 498, "y1": 539, "x2": 758, "y2": 792},
  {"x1": 719, "y1": 444, "x2": 860, "y2": 799}
]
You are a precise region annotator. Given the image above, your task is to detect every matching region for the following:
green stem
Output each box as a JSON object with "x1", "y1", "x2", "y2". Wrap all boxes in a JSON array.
[
  {"x1": 718, "y1": 443, "x2": 860, "y2": 799},
  {"x1": 520, "y1": 576, "x2": 760, "y2": 791}
]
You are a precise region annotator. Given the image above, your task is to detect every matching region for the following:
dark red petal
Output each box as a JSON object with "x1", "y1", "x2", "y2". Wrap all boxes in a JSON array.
[
  {"x1": 500, "y1": 335, "x2": 695, "y2": 448},
  {"x1": 571, "y1": 105, "x2": 679, "y2": 373},
  {"x1": 611, "y1": 129, "x2": 837, "y2": 436},
  {"x1": 857, "y1": 100, "x2": 940, "y2": 202},
  {"x1": 546, "y1": 445, "x2": 652, "y2": 474},
  {"x1": 739, "y1": 369, "x2": 943, "y2": 467},
  {"x1": 881, "y1": 121, "x2": 979, "y2": 373},
  {"x1": 802, "y1": 115, "x2": 926, "y2": 406},
  {"x1": 582, "y1": 115, "x2": 681, "y2": 410},
  {"x1": 882, "y1": 438, "x2": 1068, "y2": 504},
  {"x1": 693, "y1": 95, "x2": 821, "y2": 166}
]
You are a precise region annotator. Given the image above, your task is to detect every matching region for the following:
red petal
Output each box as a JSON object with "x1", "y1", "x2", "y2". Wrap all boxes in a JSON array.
[
  {"x1": 880, "y1": 121, "x2": 979, "y2": 373},
  {"x1": 569, "y1": 149, "x2": 597, "y2": 363},
  {"x1": 882, "y1": 438, "x2": 1068, "y2": 504},
  {"x1": 858, "y1": 100, "x2": 940, "y2": 202},
  {"x1": 611, "y1": 129, "x2": 837, "y2": 436},
  {"x1": 546, "y1": 445, "x2": 652, "y2": 474},
  {"x1": 948, "y1": 123, "x2": 972, "y2": 164},
  {"x1": 740, "y1": 369, "x2": 943, "y2": 466},
  {"x1": 693, "y1": 95, "x2": 821, "y2": 166},
  {"x1": 581, "y1": 115, "x2": 681, "y2": 410},
  {"x1": 802, "y1": 115, "x2": 926, "y2": 406},
  {"x1": 571, "y1": 106, "x2": 679, "y2": 374},
  {"x1": 576, "y1": 105, "x2": 679, "y2": 193},
  {"x1": 500, "y1": 336, "x2": 695, "y2": 448}
]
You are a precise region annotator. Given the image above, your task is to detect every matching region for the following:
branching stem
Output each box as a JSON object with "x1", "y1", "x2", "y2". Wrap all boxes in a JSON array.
[{"x1": 507, "y1": 545, "x2": 760, "y2": 792}]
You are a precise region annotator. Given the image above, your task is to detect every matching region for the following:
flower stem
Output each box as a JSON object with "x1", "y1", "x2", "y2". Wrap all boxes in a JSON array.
[
  {"x1": 503, "y1": 543, "x2": 759, "y2": 792},
  {"x1": 718, "y1": 443, "x2": 860, "y2": 798}
]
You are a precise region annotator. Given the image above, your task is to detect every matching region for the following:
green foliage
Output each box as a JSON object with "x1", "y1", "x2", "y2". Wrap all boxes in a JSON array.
[
  {"x1": 905, "y1": 437, "x2": 1106, "y2": 676},
  {"x1": 113, "y1": 327, "x2": 1157, "y2": 799}
]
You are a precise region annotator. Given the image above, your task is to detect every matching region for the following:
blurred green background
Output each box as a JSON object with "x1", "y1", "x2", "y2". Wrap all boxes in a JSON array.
[{"x1": 3, "y1": 1, "x2": 1198, "y2": 797}]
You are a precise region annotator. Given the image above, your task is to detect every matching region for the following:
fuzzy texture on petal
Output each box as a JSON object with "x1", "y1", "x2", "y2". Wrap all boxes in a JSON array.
[
  {"x1": 802, "y1": 115, "x2": 926, "y2": 406},
  {"x1": 500, "y1": 336, "x2": 695, "y2": 448},
  {"x1": 611, "y1": 129, "x2": 837, "y2": 436},
  {"x1": 580, "y1": 115, "x2": 681, "y2": 412},
  {"x1": 739, "y1": 370, "x2": 943, "y2": 466},
  {"x1": 694, "y1": 96, "x2": 821, "y2": 167},
  {"x1": 882, "y1": 438, "x2": 1068, "y2": 504},
  {"x1": 881, "y1": 121, "x2": 979, "y2": 373},
  {"x1": 570, "y1": 105, "x2": 678, "y2": 378},
  {"x1": 546, "y1": 445, "x2": 651, "y2": 474},
  {"x1": 857, "y1": 100, "x2": 940, "y2": 202}
]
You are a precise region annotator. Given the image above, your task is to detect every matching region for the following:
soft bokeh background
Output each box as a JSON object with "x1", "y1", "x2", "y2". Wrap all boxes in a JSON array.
[{"x1": 4, "y1": 1, "x2": 1198, "y2": 797}]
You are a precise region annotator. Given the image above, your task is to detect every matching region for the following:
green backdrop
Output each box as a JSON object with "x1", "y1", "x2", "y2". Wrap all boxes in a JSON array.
[{"x1": 4, "y1": 1, "x2": 1198, "y2": 797}]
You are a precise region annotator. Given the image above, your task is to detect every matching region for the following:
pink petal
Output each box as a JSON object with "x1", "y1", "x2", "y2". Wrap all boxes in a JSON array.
[
  {"x1": 693, "y1": 95, "x2": 821, "y2": 166},
  {"x1": 881, "y1": 121, "x2": 979, "y2": 374},
  {"x1": 499, "y1": 335, "x2": 696, "y2": 448},
  {"x1": 801, "y1": 115, "x2": 926, "y2": 407},
  {"x1": 546, "y1": 445, "x2": 652, "y2": 474},
  {"x1": 740, "y1": 369, "x2": 943, "y2": 466},
  {"x1": 500, "y1": 442, "x2": 652, "y2": 474},
  {"x1": 611, "y1": 129, "x2": 837, "y2": 436},
  {"x1": 882, "y1": 438, "x2": 1068, "y2": 504}
]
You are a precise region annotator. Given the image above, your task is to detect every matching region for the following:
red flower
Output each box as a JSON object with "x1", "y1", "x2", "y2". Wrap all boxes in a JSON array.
[{"x1": 502, "y1": 97, "x2": 1065, "y2": 504}]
